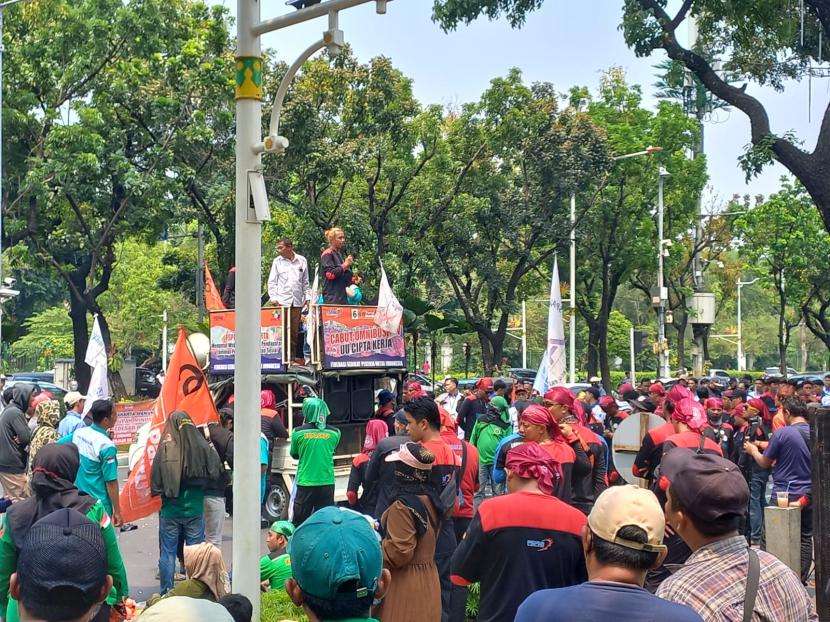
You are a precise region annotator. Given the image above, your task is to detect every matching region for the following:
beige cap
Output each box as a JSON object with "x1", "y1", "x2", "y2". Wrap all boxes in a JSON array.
[
  {"x1": 588, "y1": 485, "x2": 667, "y2": 552},
  {"x1": 63, "y1": 391, "x2": 87, "y2": 407}
]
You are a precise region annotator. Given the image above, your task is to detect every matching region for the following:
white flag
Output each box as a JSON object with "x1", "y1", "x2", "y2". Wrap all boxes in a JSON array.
[
  {"x1": 374, "y1": 260, "x2": 403, "y2": 335},
  {"x1": 533, "y1": 258, "x2": 567, "y2": 394},
  {"x1": 83, "y1": 315, "x2": 110, "y2": 414},
  {"x1": 306, "y1": 268, "x2": 319, "y2": 353}
]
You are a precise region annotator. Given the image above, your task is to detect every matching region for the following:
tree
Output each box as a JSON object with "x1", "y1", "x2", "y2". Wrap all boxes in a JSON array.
[
  {"x1": 735, "y1": 180, "x2": 819, "y2": 374},
  {"x1": 432, "y1": 1, "x2": 830, "y2": 236},
  {"x1": 570, "y1": 69, "x2": 706, "y2": 385},
  {"x1": 422, "y1": 70, "x2": 612, "y2": 369},
  {"x1": 3, "y1": 0, "x2": 234, "y2": 391}
]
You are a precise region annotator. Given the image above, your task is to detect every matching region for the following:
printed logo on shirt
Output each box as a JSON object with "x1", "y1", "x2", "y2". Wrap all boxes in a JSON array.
[{"x1": 526, "y1": 538, "x2": 553, "y2": 551}]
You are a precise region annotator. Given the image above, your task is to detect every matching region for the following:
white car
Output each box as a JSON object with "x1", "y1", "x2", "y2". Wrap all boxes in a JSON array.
[{"x1": 128, "y1": 422, "x2": 151, "y2": 473}]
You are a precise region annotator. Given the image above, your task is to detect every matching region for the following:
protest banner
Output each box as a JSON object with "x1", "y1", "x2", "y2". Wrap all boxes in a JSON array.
[
  {"x1": 112, "y1": 400, "x2": 155, "y2": 446},
  {"x1": 320, "y1": 305, "x2": 405, "y2": 369},
  {"x1": 208, "y1": 307, "x2": 284, "y2": 373},
  {"x1": 119, "y1": 328, "x2": 219, "y2": 522}
]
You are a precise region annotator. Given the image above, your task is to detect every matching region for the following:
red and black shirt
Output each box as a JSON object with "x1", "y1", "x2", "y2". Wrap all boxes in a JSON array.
[
  {"x1": 346, "y1": 453, "x2": 378, "y2": 515},
  {"x1": 632, "y1": 421, "x2": 675, "y2": 482},
  {"x1": 451, "y1": 491, "x2": 588, "y2": 622}
]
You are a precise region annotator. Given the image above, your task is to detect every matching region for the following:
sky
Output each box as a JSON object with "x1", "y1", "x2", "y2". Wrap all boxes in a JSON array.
[{"x1": 220, "y1": 0, "x2": 828, "y2": 207}]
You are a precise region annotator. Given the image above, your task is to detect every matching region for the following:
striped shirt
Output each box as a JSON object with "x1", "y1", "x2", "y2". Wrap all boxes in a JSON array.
[{"x1": 657, "y1": 535, "x2": 818, "y2": 621}]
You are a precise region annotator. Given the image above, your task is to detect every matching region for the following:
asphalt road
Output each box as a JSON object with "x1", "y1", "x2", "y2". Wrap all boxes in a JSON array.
[{"x1": 115, "y1": 465, "x2": 268, "y2": 603}]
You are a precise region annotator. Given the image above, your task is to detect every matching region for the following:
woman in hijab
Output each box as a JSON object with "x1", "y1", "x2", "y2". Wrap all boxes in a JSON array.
[
  {"x1": 289, "y1": 398, "x2": 342, "y2": 525},
  {"x1": 146, "y1": 542, "x2": 229, "y2": 607},
  {"x1": 376, "y1": 442, "x2": 442, "y2": 622},
  {"x1": 662, "y1": 398, "x2": 723, "y2": 457},
  {"x1": 521, "y1": 397, "x2": 590, "y2": 503},
  {"x1": 0, "y1": 444, "x2": 129, "y2": 622},
  {"x1": 26, "y1": 399, "x2": 61, "y2": 478},
  {"x1": 346, "y1": 419, "x2": 388, "y2": 516}
]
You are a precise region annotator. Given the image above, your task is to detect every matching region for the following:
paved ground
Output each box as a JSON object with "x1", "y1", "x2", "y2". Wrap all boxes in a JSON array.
[{"x1": 115, "y1": 465, "x2": 268, "y2": 603}]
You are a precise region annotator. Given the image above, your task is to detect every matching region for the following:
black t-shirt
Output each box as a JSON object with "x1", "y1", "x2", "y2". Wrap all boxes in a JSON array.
[
  {"x1": 457, "y1": 397, "x2": 487, "y2": 440},
  {"x1": 451, "y1": 491, "x2": 588, "y2": 622}
]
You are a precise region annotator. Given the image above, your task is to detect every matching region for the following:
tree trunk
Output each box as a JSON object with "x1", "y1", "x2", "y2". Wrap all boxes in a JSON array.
[
  {"x1": 598, "y1": 320, "x2": 612, "y2": 393},
  {"x1": 586, "y1": 319, "x2": 600, "y2": 379},
  {"x1": 478, "y1": 332, "x2": 495, "y2": 374},
  {"x1": 777, "y1": 283, "x2": 789, "y2": 374},
  {"x1": 69, "y1": 294, "x2": 91, "y2": 393},
  {"x1": 674, "y1": 315, "x2": 688, "y2": 372}
]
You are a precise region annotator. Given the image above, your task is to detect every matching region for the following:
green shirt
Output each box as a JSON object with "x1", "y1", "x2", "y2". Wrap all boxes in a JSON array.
[
  {"x1": 0, "y1": 500, "x2": 129, "y2": 621},
  {"x1": 145, "y1": 578, "x2": 213, "y2": 608},
  {"x1": 160, "y1": 485, "x2": 205, "y2": 519},
  {"x1": 260, "y1": 553, "x2": 292, "y2": 589},
  {"x1": 61, "y1": 424, "x2": 118, "y2": 515},
  {"x1": 290, "y1": 425, "x2": 341, "y2": 487}
]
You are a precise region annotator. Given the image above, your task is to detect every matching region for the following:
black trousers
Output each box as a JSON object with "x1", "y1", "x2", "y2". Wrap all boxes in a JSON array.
[
  {"x1": 292, "y1": 484, "x2": 335, "y2": 526},
  {"x1": 449, "y1": 519, "x2": 471, "y2": 622},
  {"x1": 800, "y1": 504, "x2": 813, "y2": 583}
]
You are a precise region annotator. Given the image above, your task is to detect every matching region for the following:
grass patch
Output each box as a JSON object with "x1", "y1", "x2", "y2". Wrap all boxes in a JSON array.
[{"x1": 261, "y1": 589, "x2": 309, "y2": 622}]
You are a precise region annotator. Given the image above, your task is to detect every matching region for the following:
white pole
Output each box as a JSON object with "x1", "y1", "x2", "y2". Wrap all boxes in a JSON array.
[
  {"x1": 657, "y1": 172, "x2": 669, "y2": 379},
  {"x1": 521, "y1": 300, "x2": 527, "y2": 369},
  {"x1": 233, "y1": 0, "x2": 263, "y2": 614},
  {"x1": 630, "y1": 326, "x2": 636, "y2": 385},
  {"x1": 569, "y1": 192, "x2": 576, "y2": 384},
  {"x1": 736, "y1": 282, "x2": 743, "y2": 371},
  {"x1": 161, "y1": 310, "x2": 168, "y2": 373}
]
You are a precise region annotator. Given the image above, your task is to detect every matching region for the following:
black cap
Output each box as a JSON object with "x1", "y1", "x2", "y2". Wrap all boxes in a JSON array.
[
  {"x1": 660, "y1": 449, "x2": 748, "y2": 523},
  {"x1": 17, "y1": 508, "x2": 108, "y2": 618}
]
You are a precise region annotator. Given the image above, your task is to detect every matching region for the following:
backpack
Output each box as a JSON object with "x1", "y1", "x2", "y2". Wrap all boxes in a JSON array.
[{"x1": 438, "y1": 443, "x2": 466, "y2": 516}]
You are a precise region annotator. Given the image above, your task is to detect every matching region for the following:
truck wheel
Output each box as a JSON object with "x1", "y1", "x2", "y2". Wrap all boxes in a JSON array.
[{"x1": 263, "y1": 479, "x2": 290, "y2": 522}]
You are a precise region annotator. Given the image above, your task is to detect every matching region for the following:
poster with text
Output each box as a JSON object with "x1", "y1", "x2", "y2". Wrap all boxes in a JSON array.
[
  {"x1": 209, "y1": 308, "x2": 284, "y2": 373},
  {"x1": 321, "y1": 305, "x2": 405, "y2": 369},
  {"x1": 112, "y1": 400, "x2": 155, "y2": 445}
]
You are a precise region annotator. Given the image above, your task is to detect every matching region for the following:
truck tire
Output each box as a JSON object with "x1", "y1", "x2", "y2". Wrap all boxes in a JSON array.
[{"x1": 263, "y1": 479, "x2": 290, "y2": 522}]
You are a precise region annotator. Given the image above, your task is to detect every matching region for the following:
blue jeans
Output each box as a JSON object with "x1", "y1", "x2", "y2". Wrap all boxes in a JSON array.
[
  {"x1": 748, "y1": 467, "x2": 770, "y2": 542},
  {"x1": 474, "y1": 463, "x2": 504, "y2": 509},
  {"x1": 159, "y1": 515, "x2": 205, "y2": 594}
]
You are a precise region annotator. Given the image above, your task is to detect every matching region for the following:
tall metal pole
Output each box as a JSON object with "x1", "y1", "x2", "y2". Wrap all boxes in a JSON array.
[
  {"x1": 234, "y1": 0, "x2": 263, "y2": 613},
  {"x1": 657, "y1": 171, "x2": 669, "y2": 379},
  {"x1": 196, "y1": 224, "x2": 205, "y2": 323},
  {"x1": 736, "y1": 282, "x2": 743, "y2": 371},
  {"x1": 569, "y1": 192, "x2": 576, "y2": 384},
  {"x1": 161, "y1": 310, "x2": 168, "y2": 372},
  {"x1": 521, "y1": 300, "x2": 527, "y2": 369},
  {"x1": 629, "y1": 326, "x2": 636, "y2": 384}
]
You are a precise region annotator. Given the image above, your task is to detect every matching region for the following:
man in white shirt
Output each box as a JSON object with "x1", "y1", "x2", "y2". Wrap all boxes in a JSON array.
[
  {"x1": 267, "y1": 238, "x2": 310, "y2": 363},
  {"x1": 435, "y1": 377, "x2": 462, "y2": 419}
]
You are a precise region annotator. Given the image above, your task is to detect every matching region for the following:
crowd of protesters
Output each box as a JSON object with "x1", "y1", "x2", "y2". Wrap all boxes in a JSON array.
[{"x1": 0, "y1": 354, "x2": 822, "y2": 621}]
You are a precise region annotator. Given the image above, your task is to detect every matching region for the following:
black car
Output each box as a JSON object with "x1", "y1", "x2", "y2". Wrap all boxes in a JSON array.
[
  {"x1": 135, "y1": 367, "x2": 161, "y2": 398},
  {"x1": 508, "y1": 368, "x2": 537, "y2": 383}
]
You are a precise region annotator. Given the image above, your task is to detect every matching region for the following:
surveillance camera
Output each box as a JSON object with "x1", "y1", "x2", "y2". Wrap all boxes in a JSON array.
[{"x1": 3, "y1": 277, "x2": 16, "y2": 288}]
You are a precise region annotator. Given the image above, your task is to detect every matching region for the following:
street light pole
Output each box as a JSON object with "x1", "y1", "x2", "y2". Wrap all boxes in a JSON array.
[
  {"x1": 736, "y1": 278, "x2": 759, "y2": 371},
  {"x1": 657, "y1": 167, "x2": 670, "y2": 379},
  {"x1": 234, "y1": 1, "x2": 391, "y2": 612}
]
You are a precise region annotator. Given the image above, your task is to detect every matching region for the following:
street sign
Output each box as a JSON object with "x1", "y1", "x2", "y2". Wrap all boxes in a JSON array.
[{"x1": 612, "y1": 412, "x2": 665, "y2": 486}]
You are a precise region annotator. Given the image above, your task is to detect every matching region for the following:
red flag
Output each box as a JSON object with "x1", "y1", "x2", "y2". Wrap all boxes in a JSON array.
[
  {"x1": 119, "y1": 328, "x2": 219, "y2": 522},
  {"x1": 205, "y1": 261, "x2": 225, "y2": 311}
]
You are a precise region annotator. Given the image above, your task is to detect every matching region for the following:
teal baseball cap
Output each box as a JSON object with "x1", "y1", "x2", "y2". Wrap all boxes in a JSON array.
[{"x1": 288, "y1": 506, "x2": 382, "y2": 601}]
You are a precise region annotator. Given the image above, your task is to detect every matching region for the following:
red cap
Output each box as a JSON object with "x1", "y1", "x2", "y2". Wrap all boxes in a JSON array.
[
  {"x1": 476, "y1": 377, "x2": 494, "y2": 391},
  {"x1": 648, "y1": 383, "x2": 665, "y2": 396},
  {"x1": 618, "y1": 383, "x2": 634, "y2": 395},
  {"x1": 599, "y1": 396, "x2": 616, "y2": 410},
  {"x1": 544, "y1": 386, "x2": 574, "y2": 410}
]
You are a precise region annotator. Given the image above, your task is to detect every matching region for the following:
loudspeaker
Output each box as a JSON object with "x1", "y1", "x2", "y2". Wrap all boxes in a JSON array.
[
  {"x1": 324, "y1": 376, "x2": 350, "y2": 423},
  {"x1": 350, "y1": 376, "x2": 374, "y2": 422}
]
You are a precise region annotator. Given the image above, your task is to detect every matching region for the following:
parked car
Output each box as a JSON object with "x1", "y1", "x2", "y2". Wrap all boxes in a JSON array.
[
  {"x1": 135, "y1": 366, "x2": 161, "y2": 398},
  {"x1": 508, "y1": 368, "x2": 537, "y2": 383},
  {"x1": 10, "y1": 371, "x2": 54, "y2": 384},
  {"x1": 764, "y1": 366, "x2": 798, "y2": 378},
  {"x1": 4, "y1": 380, "x2": 67, "y2": 404},
  {"x1": 408, "y1": 373, "x2": 442, "y2": 393}
]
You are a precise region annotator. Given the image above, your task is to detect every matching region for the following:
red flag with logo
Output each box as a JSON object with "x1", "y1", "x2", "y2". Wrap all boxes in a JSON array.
[
  {"x1": 119, "y1": 328, "x2": 219, "y2": 522},
  {"x1": 205, "y1": 261, "x2": 226, "y2": 311}
]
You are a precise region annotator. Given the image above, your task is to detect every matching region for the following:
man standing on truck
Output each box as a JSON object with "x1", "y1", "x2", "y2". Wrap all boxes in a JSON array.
[
  {"x1": 267, "y1": 238, "x2": 310, "y2": 364},
  {"x1": 290, "y1": 397, "x2": 341, "y2": 526}
]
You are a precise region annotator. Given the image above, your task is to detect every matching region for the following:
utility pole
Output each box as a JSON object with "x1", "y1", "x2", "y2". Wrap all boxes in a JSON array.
[
  {"x1": 736, "y1": 278, "x2": 759, "y2": 370},
  {"x1": 569, "y1": 193, "x2": 576, "y2": 384},
  {"x1": 234, "y1": 1, "x2": 391, "y2": 613},
  {"x1": 657, "y1": 168, "x2": 671, "y2": 379}
]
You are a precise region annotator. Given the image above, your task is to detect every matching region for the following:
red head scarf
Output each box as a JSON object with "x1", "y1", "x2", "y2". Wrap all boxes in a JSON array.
[
  {"x1": 438, "y1": 407, "x2": 457, "y2": 434},
  {"x1": 599, "y1": 396, "x2": 616, "y2": 410},
  {"x1": 505, "y1": 441, "x2": 561, "y2": 496},
  {"x1": 666, "y1": 384, "x2": 692, "y2": 404},
  {"x1": 618, "y1": 383, "x2": 634, "y2": 395},
  {"x1": 747, "y1": 397, "x2": 771, "y2": 423},
  {"x1": 649, "y1": 383, "x2": 666, "y2": 396},
  {"x1": 260, "y1": 390, "x2": 276, "y2": 409},
  {"x1": 520, "y1": 404, "x2": 561, "y2": 439},
  {"x1": 733, "y1": 402, "x2": 746, "y2": 420},
  {"x1": 405, "y1": 381, "x2": 426, "y2": 399},
  {"x1": 544, "y1": 386, "x2": 574, "y2": 410},
  {"x1": 705, "y1": 397, "x2": 723, "y2": 410},
  {"x1": 672, "y1": 398, "x2": 707, "y2": 432},
  {"x1": 363, "y1": 419, "x2": 388, "y2": 454}
]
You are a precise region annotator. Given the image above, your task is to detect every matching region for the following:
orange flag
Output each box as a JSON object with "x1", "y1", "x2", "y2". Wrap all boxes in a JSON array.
[
  {"x1": 205, "y1": 261, "x2": 226, "y2": 311},
  {"x1": 119, "y1": 328, "x2": 219, "y2": 522}
]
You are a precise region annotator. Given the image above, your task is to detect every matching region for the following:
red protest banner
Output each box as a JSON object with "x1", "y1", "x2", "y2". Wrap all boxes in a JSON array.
[{"x1": 112, "y1": 400, "x2": 155, "y2": 446}]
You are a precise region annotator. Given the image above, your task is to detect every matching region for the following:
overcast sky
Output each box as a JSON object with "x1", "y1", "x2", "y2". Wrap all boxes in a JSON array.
[{"x1": 222, "y1": 0, "x2": 827, "y2": 207}]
